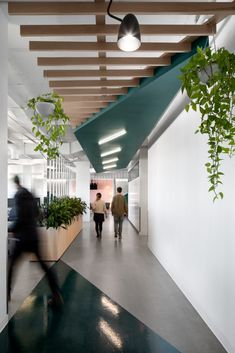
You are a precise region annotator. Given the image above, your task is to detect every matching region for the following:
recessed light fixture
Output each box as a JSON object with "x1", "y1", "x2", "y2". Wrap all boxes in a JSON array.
[
  {"x1": 98, "y1": 129, "x2": 126, "y2": 145},
  {"x1": 102, "y1": 157, "x2": 118, "y2": 165},
  {"x1": 101, "y1": 147, "x2": 121, "y2": 157},
  {"x1": 103, "y1": 164, "x2": 117, "y2": 170}
]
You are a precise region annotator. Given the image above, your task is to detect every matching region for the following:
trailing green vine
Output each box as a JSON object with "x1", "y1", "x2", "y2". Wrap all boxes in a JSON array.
[
  {"x1": 27, "y1": 93, "x2": 69, "y2": 159},
  {"x1": 180, "y1": 47, "x2": 235, "y2": 201}
]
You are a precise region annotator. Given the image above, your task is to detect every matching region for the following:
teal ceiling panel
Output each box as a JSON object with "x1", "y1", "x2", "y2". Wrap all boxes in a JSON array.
[{"x1": 74, "y1": 37, "x2": 208, "y2": 173}]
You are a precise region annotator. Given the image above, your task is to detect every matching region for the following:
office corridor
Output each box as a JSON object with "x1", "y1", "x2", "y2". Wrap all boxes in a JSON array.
[{"x1": 1, "y1": 217, "x2": 226, "y2": 353}]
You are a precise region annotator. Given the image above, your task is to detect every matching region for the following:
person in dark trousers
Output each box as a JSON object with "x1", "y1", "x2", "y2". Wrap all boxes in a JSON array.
[
  {"x1": 111, "y1": 187, "x2": 128, "y2": 239},
  {"x1": 8, "y1": 175, "x2": 63, "y2": 306},
  {"x1": 92, "y1": 192, "x2": 107, "y2": 238}
]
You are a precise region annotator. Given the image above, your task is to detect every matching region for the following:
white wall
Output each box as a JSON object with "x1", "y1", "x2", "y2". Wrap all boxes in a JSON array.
[
  {"x1": 75, "y1": 161, "x2": 90, "y2": 222},
  {"x1": 128, "y1": 177, "x2": 140, "y2": 231},
  {"x1": 115, "y1": 179, "x2": 128, "y2": 196},
  {"x1": 8, "y1": 163, "x2": 47, "y2": 201},
  {"x1": 148, "y1": 16, "x2": 235, "y2": 352},
  {"x1": 0, "y1": 2, "x2": 8, "y2": 332},
  {"x1": 139, "y1": 147, "x2": 148, "y2": 235},
  {"x1": 148, "y1": 102, "x2": 235, "y2": 353}
]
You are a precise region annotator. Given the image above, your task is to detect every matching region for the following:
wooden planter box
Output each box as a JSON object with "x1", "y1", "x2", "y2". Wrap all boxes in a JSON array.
[{"x1": 33, "y1": 215, "x2": 83, "y2": 261}]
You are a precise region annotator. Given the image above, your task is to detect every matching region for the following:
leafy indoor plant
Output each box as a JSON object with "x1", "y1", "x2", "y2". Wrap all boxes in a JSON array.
[
  {"x1": 180, "y1": 47, "x2": 235, "y2": 201},
  {"x1": 27, "y1": 93, "x2": 69, "y2": 159},
  {"x1": 42, "y1": 197, "x2": 87, "y2": 229}
]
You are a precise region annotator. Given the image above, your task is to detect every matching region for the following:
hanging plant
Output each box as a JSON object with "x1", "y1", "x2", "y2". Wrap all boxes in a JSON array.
[
  {"x1": 27, "y1": 93, "x2": 69, "y2": 159},
  {"x1": 180, "y1": 46, "x2": 235, "y2": 201}
]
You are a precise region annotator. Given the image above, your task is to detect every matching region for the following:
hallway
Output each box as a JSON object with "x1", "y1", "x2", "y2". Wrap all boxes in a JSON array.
[{"x1": 1, "y1": 217, "x2": 226, "y2": 353}]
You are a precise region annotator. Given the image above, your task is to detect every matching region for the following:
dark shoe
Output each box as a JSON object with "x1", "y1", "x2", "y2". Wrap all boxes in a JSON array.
[
  {"x1": 48, "y1": 291, "x2": 64, "y2": 307},
  {"x1": 114, "y1": 234, "x2": 117, "y2": 238},
  {"x1": 119, "y1": 234, "x2": 122, "y2": 239}
]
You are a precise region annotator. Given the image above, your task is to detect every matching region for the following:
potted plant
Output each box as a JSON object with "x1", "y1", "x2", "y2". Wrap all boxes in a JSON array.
[
  {"x1": 45, "y1": 197, "x2": 87, "y2": 229},
  {"x1": 36, "y1": 197, "x2": 87, "y2": 261},
  {"x1": 27, "y1": 93, "x2": 70, "y2": 159},
  {"x1": 180, "y1": 46, "x2": 235, "y2": 201}
]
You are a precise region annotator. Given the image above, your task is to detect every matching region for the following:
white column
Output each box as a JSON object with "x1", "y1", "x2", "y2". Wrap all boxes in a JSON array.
[
  {"x1": 75, "y1": 161, "x2": 90, "y2": 222},
  {"x1": 0, "y1": 2, "x2": 8, "y2": 331},
  {"x1": 139, "y1": 147, "x2": 148, "y2": 235},
  {"x1": 22, "y1": 165, "x2": 32, "y2": 191}
]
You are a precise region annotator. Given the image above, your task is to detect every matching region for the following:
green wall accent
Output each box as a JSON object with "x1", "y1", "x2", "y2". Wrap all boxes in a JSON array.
[{"x1": 74, "y1": 37, "x2": 208, "y2": 173}]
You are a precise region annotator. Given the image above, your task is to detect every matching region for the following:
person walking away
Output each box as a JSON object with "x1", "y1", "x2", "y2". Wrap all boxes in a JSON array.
[
  {"x1": 8, "y1": 175, "x2": 63, "y2": 306},
  {"x1": 92, "y1": 192, "x2": 107, "y2": 238},
  {"x1": 111, "y1": 187, "x2": 128, "y2": 239}
]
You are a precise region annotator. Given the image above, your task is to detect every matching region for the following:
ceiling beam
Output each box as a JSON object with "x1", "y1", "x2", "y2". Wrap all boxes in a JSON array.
[
  {"x1": 54, "y1": 88, "x2": 128, "y2": 95},
  {"x1": 44, "y1": 69, "x2": 153, "y2": 78},
  {"x1": 49, "y1": 79, "x2": 139, "y2": 88},
  {"x1": 95, "y1": 0, "x2": 107, "y2": 92},
  {"x1": 63, "y1": 96, "x2": 117, "y2": 102},
  {"x1": 30, "y1": 41, "x2": 192, "y2": 52},
  {"x1": 38, "y1": 57, "x2": 171, "y2": 67},
  {"x1": 9, "y1": 2, "x2": 235, "y2": 16},
  {"x1": 21, "y1": 24, "x2": 215, "y2": 37}
]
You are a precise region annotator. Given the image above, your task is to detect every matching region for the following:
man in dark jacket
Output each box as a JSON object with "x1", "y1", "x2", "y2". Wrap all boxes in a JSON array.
[
  {"x1": 111, "y1": 187, "x2": 128, "y2": 239},
  {"x1": 8, "y1": 175, "x2": 63, "y2": 305}
]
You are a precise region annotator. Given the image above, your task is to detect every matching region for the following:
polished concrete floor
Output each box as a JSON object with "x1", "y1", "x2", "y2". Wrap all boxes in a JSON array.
[
  {"x1": 1, "y1": 261, "x2": 181, "y2": 353},
  {"x1": 3, "y1": 216, "x2": 227, "y2": 353}
]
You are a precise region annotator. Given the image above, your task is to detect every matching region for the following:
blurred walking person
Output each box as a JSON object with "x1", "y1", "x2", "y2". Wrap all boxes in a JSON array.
[
  {"x1": 92, "y1": 193, "x2": 107, "y2": 238},
  {"x1": 8, "y1": 175, "x2": 63, "y2": 306},
  {"x1": 111, "y1": 187, "x2": 128, "y2": 239}
]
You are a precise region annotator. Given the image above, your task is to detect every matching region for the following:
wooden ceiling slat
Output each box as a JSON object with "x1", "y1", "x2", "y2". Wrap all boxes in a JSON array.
[
  {"x1": 30, "y1": 41, "x2": 191, "y2": 52},
  {"x1": 44, "y1": 69, "x2": 153, "y2": 78},
  {"x1": 65, "y1": 108, "x2": 100, "y2": 114},
  {"x1": 21, "y1": 24, "x2": 215, "y2": 37},
  {"x1": 63, "y1": 101, "x2": 108, "y2": 108},
  {"x1": 70, "y1": 118, "x2": 91, "y2": 122},
  {"x1": 38, "y1": 57, "x2": 171, "y2": 67},
  {"x1": 69, "y1": 117, "x2": 88, "y2": 120},
  {"x1": 49, "y1": 79, "x2": 139, "y2": 88},
  {"x1": 9, "y1": 2, "x2": 235, "y2": 16},
  {"x1": 70, "y1": 121, "x2": 87, "y2": 128},
  {"x1": 63, "y1": 96, "x2": 117, "y2": 102},
  {"x1": 54, "y1": 88, "x2": 128, "y2": 95}
]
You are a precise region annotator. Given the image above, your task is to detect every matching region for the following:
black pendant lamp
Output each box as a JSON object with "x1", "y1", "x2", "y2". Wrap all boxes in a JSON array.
[{"x1": 107, "y1": 0, "x2": 141, "y2": 52}]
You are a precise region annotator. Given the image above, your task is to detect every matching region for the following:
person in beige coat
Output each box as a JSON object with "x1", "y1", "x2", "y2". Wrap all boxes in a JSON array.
[
  {"x1": 111, "y1": 187, "x2": 128, "y2": 239},
  {"x1": 92, "y1": 193, "x2": 107, "y2": 238}
]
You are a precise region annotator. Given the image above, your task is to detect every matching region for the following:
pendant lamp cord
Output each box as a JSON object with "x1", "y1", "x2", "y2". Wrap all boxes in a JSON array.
[{"x1": 107, "y1": 0, "x2": 122, "y2": 23}]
